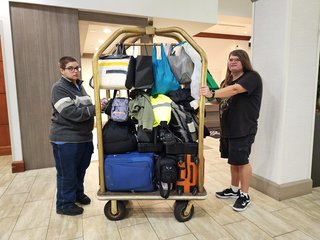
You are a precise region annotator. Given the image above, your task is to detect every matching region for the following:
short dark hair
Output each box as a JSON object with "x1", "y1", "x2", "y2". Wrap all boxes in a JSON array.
[{"x1": 59, "y1": 56, "x2": 78, "y2": 69}]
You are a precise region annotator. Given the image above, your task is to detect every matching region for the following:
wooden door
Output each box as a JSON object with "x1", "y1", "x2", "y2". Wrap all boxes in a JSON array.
[
  {"x1": 0, "y1": 40, "x2": 11, "y2": 156},
  {"x1": 10, "y1": 3, "x2": 81, "y2": 169}
]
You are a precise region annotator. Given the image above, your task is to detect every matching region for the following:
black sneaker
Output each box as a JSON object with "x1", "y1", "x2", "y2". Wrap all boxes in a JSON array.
[
  {"x1": 76, "y1": 194, "x2": 91, "y2": 205},
  {"x1": 232, "y1": 193, "x2": 251, "y2": 212},
  {"x1": 216, "y1": 187, "x2": 240, "y2": 199},
  {"x1": 57, "y1": 204, "x2": 84, "y2": 216}
]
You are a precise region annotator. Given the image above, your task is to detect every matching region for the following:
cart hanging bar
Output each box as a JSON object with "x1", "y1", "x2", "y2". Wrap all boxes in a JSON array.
[{"x1": 118, "y1": 43, "x2": 162, "y2": 46}]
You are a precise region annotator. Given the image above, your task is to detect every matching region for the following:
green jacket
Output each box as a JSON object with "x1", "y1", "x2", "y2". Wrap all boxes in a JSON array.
[{"x1": 129, "y1": 92, "x2": 154, "y2": 131}]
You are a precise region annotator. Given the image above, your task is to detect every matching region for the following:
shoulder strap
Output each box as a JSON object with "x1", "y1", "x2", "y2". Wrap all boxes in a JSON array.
[
  {"x1": 112, "y1": 90, "x2": 130, "y2": 99},
  {"x1": 159, "y1": 182, "x2": 170, "y2": 199}
]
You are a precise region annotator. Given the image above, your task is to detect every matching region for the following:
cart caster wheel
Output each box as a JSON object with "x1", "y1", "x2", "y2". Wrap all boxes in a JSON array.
[
  {"x1": 104, "y1": 200, "x2": 126, "y2": 221},
  {"x1": 174, "y1": 200, "x2": 194, "y2": 222}
]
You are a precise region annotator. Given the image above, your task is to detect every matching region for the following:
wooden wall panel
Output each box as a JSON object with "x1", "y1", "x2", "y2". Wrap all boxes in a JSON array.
[
  {"x1": 0, "y1": 125, "x2": 10, "y2": 146},
  {"x1": 0, "y1": 94, "x2": 9, "y2": 124},
  {"x1": 10, "y1": 3, "x2": 80, "y2": 169},
  {"x1": 0, "y1": 38, "x2": 11, "y2": 156},
  {"x1": 0, "y1": 64, "x2": 4, "y2": 93}
]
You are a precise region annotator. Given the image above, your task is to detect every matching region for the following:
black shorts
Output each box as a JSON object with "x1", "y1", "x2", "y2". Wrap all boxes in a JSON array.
[{"x1": 220, "y1": 135, "x2": 255, "y2": 165}]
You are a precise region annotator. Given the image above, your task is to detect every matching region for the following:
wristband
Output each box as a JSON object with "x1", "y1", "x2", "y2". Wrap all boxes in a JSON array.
[
  {"x1": 207, "y1": 90, "x2": 215, "y2": 101},
  {"x1": 211, "y1": 90, "x2": 215, "y2": 98}
]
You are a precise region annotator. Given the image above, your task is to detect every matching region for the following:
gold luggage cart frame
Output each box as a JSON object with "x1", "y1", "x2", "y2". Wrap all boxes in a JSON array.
[{"x1": 92, "y1": 25, "x2": 208, "y2": 222}]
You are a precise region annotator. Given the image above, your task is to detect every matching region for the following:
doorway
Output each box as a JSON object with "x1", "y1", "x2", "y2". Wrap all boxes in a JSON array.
[
  {"x1": 78, "y1": 12, "x2": 149, "y2": 160},
  {"x1": 9, "y1": 2, "x2": 148, "y2": 170}
]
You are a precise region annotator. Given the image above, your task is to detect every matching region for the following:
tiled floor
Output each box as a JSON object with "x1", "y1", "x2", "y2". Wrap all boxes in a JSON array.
[{"x1": 1, "y1": 137, "x2": 320, "y2": 239}]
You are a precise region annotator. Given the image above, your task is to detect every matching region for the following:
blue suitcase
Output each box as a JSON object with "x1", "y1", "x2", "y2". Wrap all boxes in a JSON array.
[{"x1": 104, "y1": 152, "x2": 155, "y2": 192}]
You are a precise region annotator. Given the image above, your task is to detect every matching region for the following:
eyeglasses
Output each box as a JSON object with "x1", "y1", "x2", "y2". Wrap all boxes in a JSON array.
[
  {"x1": 229, "y1": 58, "x2": 240, "y2": 63},
  {"x1": 64, "y1": 66, "x2": 81, "y2": 72}
]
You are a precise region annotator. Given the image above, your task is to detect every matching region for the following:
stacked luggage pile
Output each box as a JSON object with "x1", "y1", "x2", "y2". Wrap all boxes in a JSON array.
[{"x1": 101, "y1": 42, "x2": 209, "y2": 199}]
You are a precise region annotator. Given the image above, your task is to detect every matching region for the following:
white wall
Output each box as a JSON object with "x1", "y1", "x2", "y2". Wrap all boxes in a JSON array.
[
  {"x1": 218, "y1": 0, "x2": 252, "y2": 18},
  {"x1": 251, "y1": 0, "x2": 320, "y2": 184}
]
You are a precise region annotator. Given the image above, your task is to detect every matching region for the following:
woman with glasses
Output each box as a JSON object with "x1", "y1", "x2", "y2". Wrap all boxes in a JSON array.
[
  {"x1": 200, "y1": 49, "x2": 262, "y2": 212},
  {"x1": 49, "y1": 56, "x2": 98, "y2": 216}
]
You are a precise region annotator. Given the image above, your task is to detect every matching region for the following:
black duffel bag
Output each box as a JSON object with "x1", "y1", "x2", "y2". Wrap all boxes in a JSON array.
[
  {"x1": 155, "y1": 155, "x2": 178, "y2": 199},
  {"x1": 102, "y1": 119, "x2": 137, "y2": 154}
]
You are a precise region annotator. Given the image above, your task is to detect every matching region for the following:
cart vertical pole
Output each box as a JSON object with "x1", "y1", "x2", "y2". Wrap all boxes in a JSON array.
[{"x1": 92, "y1": 28, "x2": 127, "y2": 193}]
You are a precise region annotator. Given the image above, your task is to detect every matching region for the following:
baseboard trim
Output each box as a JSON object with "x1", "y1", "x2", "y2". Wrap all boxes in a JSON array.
[
  {"x1": 0, "y1": 146, "x2": 11, "y2": 155},
  {"x1": 11, "y1": 160, "x2": 25, "y2": 173},
  {"x1": 251, "y1": 174, "x2": 313, "y2": 200}
]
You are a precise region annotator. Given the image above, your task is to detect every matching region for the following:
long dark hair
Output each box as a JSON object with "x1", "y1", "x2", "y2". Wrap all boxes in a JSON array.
[{"x1": 222, "y1": 49, "x2": 254, "y2": 88}]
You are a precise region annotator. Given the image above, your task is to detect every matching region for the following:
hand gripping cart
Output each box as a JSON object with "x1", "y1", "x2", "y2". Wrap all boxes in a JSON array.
[{"x1": 92, "y1": 22, "x2": 208, "y2": 222}]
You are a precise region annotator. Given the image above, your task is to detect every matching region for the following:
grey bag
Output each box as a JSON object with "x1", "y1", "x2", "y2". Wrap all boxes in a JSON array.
[
  {"x1": 168, "y1": 44, "x2": 194, "y2": 84},
  {"x1": 110, "y1": 98, "x2": 129, "y2": 122},
  {"x1": 105, "y1": 90, "x2": 130, "y2": 122}
]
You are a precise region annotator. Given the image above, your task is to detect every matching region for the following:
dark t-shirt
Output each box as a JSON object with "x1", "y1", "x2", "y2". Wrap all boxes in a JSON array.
[{"x1": 220, "y1": 71, "x2": 262, "y2": 138}]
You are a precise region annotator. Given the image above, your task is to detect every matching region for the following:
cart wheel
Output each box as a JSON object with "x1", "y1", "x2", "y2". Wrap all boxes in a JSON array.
[
  {"x1": 104, "y1": 200, "x2": 126, "y2": 221},
  {"x1": 174, "y1": 200, "x2": 194, "y2": 222}
]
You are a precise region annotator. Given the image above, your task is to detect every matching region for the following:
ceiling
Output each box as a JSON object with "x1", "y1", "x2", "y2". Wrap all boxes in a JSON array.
[
  {"x1": 80, "y1": 13, "x2": 252, "y2": 56},
  {"x1": 80, "y1": 22, "x2": 134, "y2": 54},
  {"x1": 205, "y1": 15, "x2": 252, "y2": 36}
]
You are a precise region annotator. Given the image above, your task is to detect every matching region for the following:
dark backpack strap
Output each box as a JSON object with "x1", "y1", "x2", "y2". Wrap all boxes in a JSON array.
[
  {"x1": 153, "y1": 127, "x2": 158, "y2": 144},
  {"x1": 112, "y1": 90, "x2": 118, "y2": 99},
  {"x1": 116, "y1": 43, "x2": 127, "y2": 55},
  {"x1": 89, "y1": 77, "x2": 94, "y2": 89},
  {"x1": 156, "y1": 156, "x2": 170, "y2": 199},
  {"x1": 159, "y1": 182, "x2": 170, "y2": 199},
  {"x1": 156, "y1": 158, "x2": 161, "y2": 184},
  {"x1": 113, "y1": 90, "x2": 130, "y2": 99},
  {"x1": 184, "y1": 154, "x2": 189, "y2": 179}
]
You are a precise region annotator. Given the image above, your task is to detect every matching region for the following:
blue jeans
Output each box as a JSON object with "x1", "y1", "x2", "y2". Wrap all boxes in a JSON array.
[{"x1": 51, "y1": 142, "x2": 93, "y2": 210}]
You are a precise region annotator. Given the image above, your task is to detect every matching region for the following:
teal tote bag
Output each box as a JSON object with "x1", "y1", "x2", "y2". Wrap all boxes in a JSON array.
[{"x1": 150, "y1": 44, "x2": 180, "y2": 96}]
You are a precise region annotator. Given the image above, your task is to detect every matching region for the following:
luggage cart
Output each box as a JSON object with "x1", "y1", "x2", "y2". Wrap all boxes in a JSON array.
[{"x1": 92, "y1": 22, "x2": 208, "y2": 222}]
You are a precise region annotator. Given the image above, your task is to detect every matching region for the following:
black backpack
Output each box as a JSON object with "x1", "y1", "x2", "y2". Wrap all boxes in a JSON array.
[
  {"x1": 102, "y1": 119, "x2": 137, "y2": 154},
  {"x1": 155, "y1": 155, "x2": 178, "y2": 198},
  {"x1": 170, "y1": 102, "x2": 210, "y2": 142}
]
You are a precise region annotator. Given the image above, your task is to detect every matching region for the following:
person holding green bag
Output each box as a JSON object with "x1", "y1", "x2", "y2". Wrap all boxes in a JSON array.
[{"x1": 200, "y1": 49, "x2": 262, "y2": 212}]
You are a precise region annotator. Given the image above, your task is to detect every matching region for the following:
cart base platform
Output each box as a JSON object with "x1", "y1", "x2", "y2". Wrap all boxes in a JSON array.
[{"x1": 97, "y1": 188, "x2": 207, "y2": 201}]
